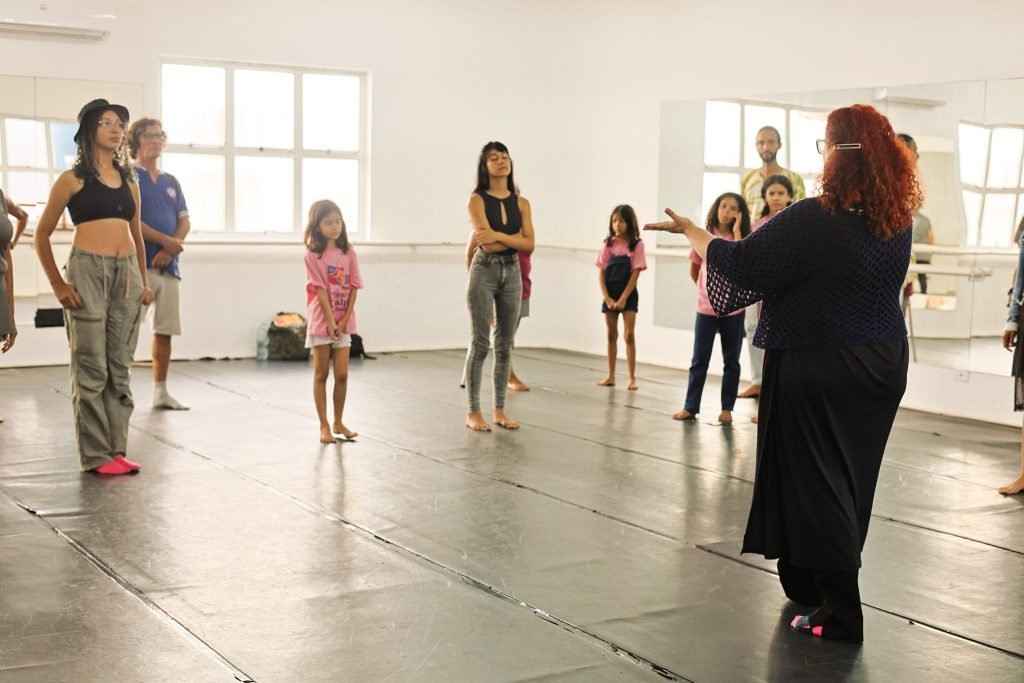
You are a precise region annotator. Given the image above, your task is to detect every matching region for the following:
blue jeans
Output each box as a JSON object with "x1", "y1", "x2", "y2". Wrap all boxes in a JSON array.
[{"x1": 684, "y1": 312, "x2": 745, "y2": 413}]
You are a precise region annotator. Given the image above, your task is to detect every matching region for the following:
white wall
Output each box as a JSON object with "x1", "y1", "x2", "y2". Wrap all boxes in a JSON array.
[{"x1": 3, "y1": 0, "x2": 1023, "y2": 425}]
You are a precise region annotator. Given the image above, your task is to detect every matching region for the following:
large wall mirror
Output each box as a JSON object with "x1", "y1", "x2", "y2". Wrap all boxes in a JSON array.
[{"x1": 654, "y1": 77, "x2": 1024, "y2": 378}]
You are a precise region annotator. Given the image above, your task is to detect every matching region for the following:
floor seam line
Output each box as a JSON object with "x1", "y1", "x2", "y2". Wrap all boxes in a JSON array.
[
  {"x1": 135, "y1": 432, "x2": 691, "y2": 683},
  {"x1": 1, "y1": 486, "x2": 256, "y2": 683},
  {"x1": 164, "y1": 368, "x2": 1024, "y2": 556},
  {"x1": 693, "y1": 543, "x2": 1024, "y2": 661}
]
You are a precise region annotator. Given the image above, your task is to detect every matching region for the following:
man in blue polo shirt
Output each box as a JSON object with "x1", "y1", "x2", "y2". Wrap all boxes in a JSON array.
[{"x1": 129, "y1": 117, "x2": 191, "y2": 410}]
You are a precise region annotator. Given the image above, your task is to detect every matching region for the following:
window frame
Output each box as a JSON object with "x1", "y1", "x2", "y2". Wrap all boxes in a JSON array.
[
  {"x1": 702, "y1": 99, "x2": 825, "y2": 219},
  {"x1": 958, "y1": 120, "x2": 1024, "y2": 247},
  {"x1": 161, "y1": 58, "x2": 370, "y2": 239},
  {"x1": 0, "y1": 114, "x2": 76, "y2": 226}
]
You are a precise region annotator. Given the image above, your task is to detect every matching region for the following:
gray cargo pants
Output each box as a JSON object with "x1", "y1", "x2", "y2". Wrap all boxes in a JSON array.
[{"x1": 65, "y1": 248, "x2": 143, "y2": 471}]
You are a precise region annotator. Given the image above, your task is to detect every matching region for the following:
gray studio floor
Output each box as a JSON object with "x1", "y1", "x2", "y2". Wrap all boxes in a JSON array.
[{"x1": 1, "y1": 348, "x2": 1023, "y2": 682}]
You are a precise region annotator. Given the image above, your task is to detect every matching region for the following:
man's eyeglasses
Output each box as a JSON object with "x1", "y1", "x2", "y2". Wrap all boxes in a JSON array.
[
  {"x1": 816, "y1": 139, "x2": 862, "y2": 154},
  {"x1": 97, "y1": 119, "x2": 127, "y2": 131},
  {"x1": 141, "y1": 132, "x2": 167, "y2": 142}
]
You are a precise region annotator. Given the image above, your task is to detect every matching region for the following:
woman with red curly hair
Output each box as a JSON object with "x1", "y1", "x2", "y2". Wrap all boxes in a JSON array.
[{"x1": 646, "y1": 104, "x2": 919, "y2": 643}]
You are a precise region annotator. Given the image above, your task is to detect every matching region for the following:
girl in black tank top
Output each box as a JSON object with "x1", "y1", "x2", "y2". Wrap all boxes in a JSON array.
[
  {"x1": 474, "y1": 190, "x2": 520, "y2": 256},
  {"x1": 33, "y1": 98, "x2": 154, "y2": 477},
  {"x1": 464, "y1": 141, "x2": 535, "y2": 433}
]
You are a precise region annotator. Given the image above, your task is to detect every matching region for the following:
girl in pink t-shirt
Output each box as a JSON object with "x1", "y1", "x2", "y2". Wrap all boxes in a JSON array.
[
  {"x1": 596, "y1": 204, "x2": 646, "y2": 390},
  {"x1": 674, "y1": 192, "x2": 750, "y2": 424},
  {"x1": 741, "y1": 175, "x2": 796, "y2": 410},
  {"x1": 303, "y1": 199, "x2": 363, "y2": 444}
]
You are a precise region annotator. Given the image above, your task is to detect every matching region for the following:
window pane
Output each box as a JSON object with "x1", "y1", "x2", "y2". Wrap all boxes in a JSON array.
[
  {"x1": 162, "y1": 153, "x2": 225, "y2": 231},
  {"x1": 235, "y1": 156, "x2": 293, "y2": 232},
  {"x1": 789, "y1": 110, "x2": 827, "y2": 175},
  {"x1": 744, "y1": 105, "x2": 787, "y2": 169},
  {"x1": 703, "y1": 101, "x2": 739, "y2": 167},
  {"x1": 235, "y1": 69, "x2": 294, "y2": 149},
  {"x1": 50, "y1": 121, "x2": 78, "y2": 170},
  {"x1": 986, "y1": 127, "x2": 1023, "y2": 189},
  {"x1": 163, "y1": 64, "x2": 225, "y2": 146},
  {"x1": 962, "y1": 190, "x2": 982, "y2": 246},
  {"x1": 958, "y1": 123, "x2": 989, "y2": 187},
  {"x1": 7, "y1": 170, "x2": 50, "y2": 223},
  {"x1": 302, "y1": 159, "x2": 359, "y2": 234},
  {"x1": 5, "y1": 119, "x2": 48, "y2": 167},
  {"x1": 979, "y1": 193, "x2": 1017, "y2": 246},
  {"x1": 303, "y1": 74, "x2": 360, "y2": 152},
  {"x1": 702, "y1": 172, "x2": 741, "y2": 220},
  {"x1": 802, "y1": 174, "x2": 821, "y2": 197}
]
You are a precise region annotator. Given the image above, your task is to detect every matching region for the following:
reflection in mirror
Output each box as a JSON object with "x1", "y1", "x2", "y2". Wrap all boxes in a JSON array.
[{"x1": 655, "y1": 77, "x2": 1024, "y2": 378}]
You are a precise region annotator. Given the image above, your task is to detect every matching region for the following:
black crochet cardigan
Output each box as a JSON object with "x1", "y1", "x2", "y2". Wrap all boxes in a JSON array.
[{"x1": 704, "y1": 198, "x2": 912, "y2": 350}]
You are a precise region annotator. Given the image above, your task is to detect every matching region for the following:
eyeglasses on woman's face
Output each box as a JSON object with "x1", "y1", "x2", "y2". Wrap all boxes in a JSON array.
[
  {"x1": 816, "y1": 139, "x2": 862, "y2": 154},
  {"x1": 98, "y1": 119, "x2": 127, "y2": 131},
  {"x1": 141, "y1": 131, "x2": 167, "y2": 142}
]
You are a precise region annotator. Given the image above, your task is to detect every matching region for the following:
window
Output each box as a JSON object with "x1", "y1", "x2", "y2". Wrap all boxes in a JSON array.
[
  {"x1": 701, "y1": 100, "x2": 824, "y2": 220},
  {"x1": 958, "y1": 122, "x2": 1024, "y2": 246},
  {"x1": 0, "y1": 115, "x2": 76, "y2": 225},
  {"x1": 161, "y1": 61, "x2": 368, "y2": 237}
]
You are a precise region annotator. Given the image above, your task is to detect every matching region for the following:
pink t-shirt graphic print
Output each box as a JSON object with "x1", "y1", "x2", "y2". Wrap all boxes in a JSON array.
[{"x1": 304, "y1": 246, "x2": 363, "y2": 337}]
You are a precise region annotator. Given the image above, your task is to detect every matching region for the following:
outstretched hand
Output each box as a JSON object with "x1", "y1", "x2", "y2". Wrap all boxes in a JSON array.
[{"x1": 643, "y1": 209, "x2": 697, "y2": 235}]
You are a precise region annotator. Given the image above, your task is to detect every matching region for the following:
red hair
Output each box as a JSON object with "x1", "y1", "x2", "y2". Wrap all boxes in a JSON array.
[{"x1": 818, "y1": 104, "x2": 922, "y2": 239}]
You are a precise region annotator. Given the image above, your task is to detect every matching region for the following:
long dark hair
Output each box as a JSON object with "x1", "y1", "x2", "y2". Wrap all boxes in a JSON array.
[
  {"x1": 72, "y1": 107, "x2": 134, "y2": 184},
  {"x1": 759, "y1": 174, "x2": 795, "y2": 217},
  {"x1": 705, "y1": 192, "x2": 751, "y2": 238},
  {"x1": 605, "y1": 204, "x2": 641, "y2": 250},
  {"x1": 474, "y1": 141, "x2": 517, "y2": 195},
  {"x1": 304, "y1": 199, "x2": 350, "y2": 254}
]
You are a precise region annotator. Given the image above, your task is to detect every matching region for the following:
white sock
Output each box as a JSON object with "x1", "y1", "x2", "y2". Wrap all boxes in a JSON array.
[{"x1": 153, "y1": 381, "x2": 189, "y2": 410}]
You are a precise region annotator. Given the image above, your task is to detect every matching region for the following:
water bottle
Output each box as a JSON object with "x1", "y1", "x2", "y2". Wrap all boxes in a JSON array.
[{"x1": 256, "y1": 322, "x2": 270, "y2": 361}]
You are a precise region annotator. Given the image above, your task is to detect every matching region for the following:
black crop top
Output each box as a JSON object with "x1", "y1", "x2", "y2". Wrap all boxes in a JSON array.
[
  {"x1": 67, "y1": 176, "x2": 135, "y2": 226},
  {"x1": 476, "y1": 190, "x2": 521, "y2": 255}
]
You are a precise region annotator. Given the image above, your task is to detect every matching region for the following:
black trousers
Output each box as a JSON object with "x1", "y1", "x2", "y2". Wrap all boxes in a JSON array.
[{"x1": 778, "y1": 559, "x2": 863, "y2": 642}]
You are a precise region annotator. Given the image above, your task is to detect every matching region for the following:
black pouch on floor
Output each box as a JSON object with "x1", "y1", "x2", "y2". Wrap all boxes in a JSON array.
[
  {"x1": 35, "y1": 307, "x2": 65, "y2": 328},
  {"x1": 350, "y1": 333, "x2": 376, "y2": 360},
  {"x1": 267, "y1": 312, "x2": 310, "y2": 360}
]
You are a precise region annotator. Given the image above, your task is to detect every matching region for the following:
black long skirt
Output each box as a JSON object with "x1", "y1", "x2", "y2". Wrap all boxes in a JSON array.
[{"x1": 741, "y1": 338, "x2": 909, "y2": 570}]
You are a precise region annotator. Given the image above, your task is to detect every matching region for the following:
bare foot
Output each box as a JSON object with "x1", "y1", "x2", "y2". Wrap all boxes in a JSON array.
[
  {"x1": 718, "y1": 410, "x2": 733, "y2": 424},
  {"x1": 738, "y1": 384, "x2": 761, "y2": 399},
  {"x1": 493, "y1": 410, "x2": 520, "y2": 430},
  {"x1": 627, "y1": 379, "x2": 638, "y2": 391},
  {"x1": 597, "y1": 377, "x2": 615, "y2": 387},
  {"x1": 508, "y1": 380, "x2": 531, "y2": 392},
  {"x1": 998, "y1": 475, "x2": 1024, "y2": 495},
  {"x1": 319, "y1": 426, "x2": 337, "y2": 444},
  {"x1": 466, "y1": 412, "x2": 492, "y2": 432},
  {"x1": 672, "y1": 409, "x2": 695, "y2": 421},
  {"x1": 333, "y1": 423, "x2": 358, "y2": 440}
]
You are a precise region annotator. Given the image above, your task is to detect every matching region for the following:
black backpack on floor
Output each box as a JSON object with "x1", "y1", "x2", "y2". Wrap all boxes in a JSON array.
[
  {"x1": 267, "y1": 312, "x2": 310, "y2": 361},
  {"x1": 350, "y1": 333, "x2": 375, "y2": 360}
]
